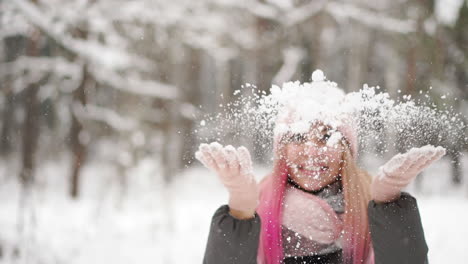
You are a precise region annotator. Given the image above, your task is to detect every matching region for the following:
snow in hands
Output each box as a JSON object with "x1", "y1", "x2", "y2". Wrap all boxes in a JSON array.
[
  {"x1": 195, "y1": 142, "x2": 259, "y2": 213},
  {"x1": 378, "y1": 145, "x2": 446, "y2": 180},
  {"x1": 371, "y1": 145, "x2": 447, "y2": 202}
]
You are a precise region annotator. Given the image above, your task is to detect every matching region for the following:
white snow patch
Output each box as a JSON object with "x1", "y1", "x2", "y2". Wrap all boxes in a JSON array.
[
  {"x1": 435, "y1": 0, "x2": 465, "y2": 26},
  {"x1": 0, "y1": 154, "x2": 465, "y2": 263}
]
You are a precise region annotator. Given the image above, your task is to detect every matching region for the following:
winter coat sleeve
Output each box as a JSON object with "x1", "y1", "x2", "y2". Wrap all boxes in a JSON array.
[
  {"x1": 368, "y1": 192, "x2": 428, "y2": 264},
  {"x1": 203, "y1": 205, "x2": 261, "y2": 264}
]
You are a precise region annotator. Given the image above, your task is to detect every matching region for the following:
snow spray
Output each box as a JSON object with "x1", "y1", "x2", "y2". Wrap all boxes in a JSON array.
[{"x1": 196, "y1": 70, "x2": 466, "y2": 160}]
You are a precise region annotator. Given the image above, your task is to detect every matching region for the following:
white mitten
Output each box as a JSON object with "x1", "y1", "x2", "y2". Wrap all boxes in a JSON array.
[
  {"x1": 195, "y1": 142, "x2": 259, "y2": 214},
  {"x1": 371, "y1": 145, "x2": 446, "y2": 203}
]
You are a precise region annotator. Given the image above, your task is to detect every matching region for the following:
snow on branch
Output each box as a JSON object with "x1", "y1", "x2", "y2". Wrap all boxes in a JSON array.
[
  {"x1": 93, "y1": 67, "x2": 179, "y2": 100},
  {"x1": 242, "y1": 2, "x2": 279, "y2": 20},
  {"x1": 0, "y1": 3, "x2": 31, "y2": 39},
  {"x1": 211, "y1": 0, "x2": 279, "y2": 20},
  {"x1": 283, "y1": 0, "x2": 327, "y2": 27},
  {"x1": 180, "y1": 102, "x2": 200, "y2": 121},
  {"x1": 326, "y1": 2, "x2": 416, "y2": 34},
  {"x1": 12, "y1": 0, "x2": 178, "y2": 100},
  {"x1": 73, "y1": 103, "x2": 138, "y2": 132},
  {"x1": 12, "y1": 0, "x2": 152, "y2": 71},
  {"x1": 0, "y1": 56, "x2": 81, "y2": 80},
  {"x1": 272, "y1": 47, "x2": 306, "y2": 85},
  {"x1": 236, "y1": 0, "x2": 416, "y2": 34}
]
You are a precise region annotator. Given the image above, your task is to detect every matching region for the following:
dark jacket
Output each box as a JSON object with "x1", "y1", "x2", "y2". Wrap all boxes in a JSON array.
[{"x1": 203, "y1": 192, "x2": 428, "y2": 264}]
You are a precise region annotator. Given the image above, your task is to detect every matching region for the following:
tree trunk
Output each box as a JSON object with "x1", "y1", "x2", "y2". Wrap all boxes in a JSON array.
[
  {"x1": 19, "y1": 30, "x2": 42, "y2": 187},
  {"x1": 450, "y1": 152, "x2": 462, "y2": 185},
  {"x1": 70, "y1": 64, "x2": 90, "y2": 198},
  {"x1": 181, "y1": 48, "x2": 201, "y2": 166},
  {"x1": 1, "y1": 36, "x2": 26, "y2": 156},
  {"x1": 20, "y1": 84, "x2": 40, "y2": 186},
  {"x1": 0, "y1": 90, "x2": 15, "y2": 156}
]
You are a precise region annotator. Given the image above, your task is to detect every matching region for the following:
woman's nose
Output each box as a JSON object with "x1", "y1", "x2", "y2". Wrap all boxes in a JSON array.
[{"x1": 304, "y1": 142, "x2": 324, "y2": 156}]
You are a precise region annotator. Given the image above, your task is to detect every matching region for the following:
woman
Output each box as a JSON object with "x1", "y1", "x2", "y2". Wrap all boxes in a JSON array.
[{"x1": 196, "y1": 72, "x2": 445, "y2": 264}]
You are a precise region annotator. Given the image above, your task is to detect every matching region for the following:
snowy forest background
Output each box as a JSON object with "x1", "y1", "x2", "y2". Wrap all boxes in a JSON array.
[{"x1": 0, "y1": 0, "x2": 467, "y2": 263}]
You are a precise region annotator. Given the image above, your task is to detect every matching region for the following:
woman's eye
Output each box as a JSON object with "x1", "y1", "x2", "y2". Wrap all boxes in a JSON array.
[
  {"x1": 321, "y1": 133, "x2": 331, "y2": 141},
  {"x1": 291, "y1": 133, "x2": 307, "y2": 143}
]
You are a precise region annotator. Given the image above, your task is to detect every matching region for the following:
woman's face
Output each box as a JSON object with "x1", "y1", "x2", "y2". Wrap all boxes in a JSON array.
[{"x1": 282, "y1": 124, "x2": 345, "y2": 191}]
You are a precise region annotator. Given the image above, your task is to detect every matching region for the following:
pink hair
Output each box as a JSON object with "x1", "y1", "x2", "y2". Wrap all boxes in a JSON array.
[
  {"x1": 256, "y1": 144, "x2": 374, "y2": 264},
  {"x1": 257, "y1": 158, "x2": 289, "y2": 264}
]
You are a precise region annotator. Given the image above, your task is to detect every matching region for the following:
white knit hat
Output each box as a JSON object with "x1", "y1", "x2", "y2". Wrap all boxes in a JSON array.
[{"x1": 272, "y1": 70, "x2": 358, "y2": 157}]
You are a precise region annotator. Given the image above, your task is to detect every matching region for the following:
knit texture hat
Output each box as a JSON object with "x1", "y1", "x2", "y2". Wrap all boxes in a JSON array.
[{"x1": 272, "y1": 70, "x2": 358, "y2": 157}]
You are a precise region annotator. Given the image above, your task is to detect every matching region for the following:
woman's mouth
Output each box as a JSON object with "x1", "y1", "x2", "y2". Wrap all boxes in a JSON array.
[{"x1": 297, "y1": 164, "x2": 328, "y2": 172}]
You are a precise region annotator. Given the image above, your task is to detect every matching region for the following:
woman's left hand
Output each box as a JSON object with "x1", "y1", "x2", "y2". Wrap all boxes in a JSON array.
[{"x1": 371, "y1": 145, "x2": 446, "y2": 203}]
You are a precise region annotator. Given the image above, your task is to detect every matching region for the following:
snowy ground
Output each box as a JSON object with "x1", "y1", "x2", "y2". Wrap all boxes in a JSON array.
[{"x1": 0, "y1": 153, "x2": 467, "y2": 264}]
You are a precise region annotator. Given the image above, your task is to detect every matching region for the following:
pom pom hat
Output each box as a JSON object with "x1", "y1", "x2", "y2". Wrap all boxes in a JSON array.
[{"x1": 272, "y1": 69, "x2": 358, "y2": 157}]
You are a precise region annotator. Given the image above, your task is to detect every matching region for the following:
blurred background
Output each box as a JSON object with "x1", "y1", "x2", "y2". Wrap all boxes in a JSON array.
[{"x1": 0, "y1": 0, "x2": 467, "y2": 263}]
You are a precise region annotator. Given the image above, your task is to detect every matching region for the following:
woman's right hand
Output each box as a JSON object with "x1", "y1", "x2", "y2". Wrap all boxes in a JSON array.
[{"x1": 195, "y1": 142, "x2": 259, "y2": 219}]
